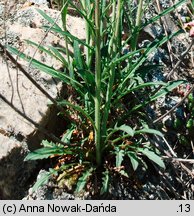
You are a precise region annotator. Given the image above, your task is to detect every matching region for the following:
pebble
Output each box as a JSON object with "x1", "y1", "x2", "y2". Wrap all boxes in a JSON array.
[{"x1": 159, "y1": 0, "x2": 171, "y2": 9}]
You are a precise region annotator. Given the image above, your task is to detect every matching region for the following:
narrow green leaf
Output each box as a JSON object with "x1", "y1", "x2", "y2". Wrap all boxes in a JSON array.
[
  {"x1": 119, "y1": 30, "x2": 182, "y2": 90},
  {"x1": 100, "y1": 169, "x2": 110, "y2": 195},
  {"x1": 119, "y1": 170, "x2": 129, "y2": 178},
  {"x1": 115, "y1": 149, "x2": 125, "y2": 167},
  {"x1": 78, "y1": 69, "x2": 95, "y2": 87},
  {"x1": 117, "y1": 124, "x2": 134, "y2": 136},
  {"x1": 142, "y1": 0, "x2": 187, "y2": 29},
  {"x1": 36, "y1": 8, "x2": 62, "y2": 31},
  {"x1": 138, "y1": 148, "x2": 165, "y2": 169},
  {"x1": 113, "y1": 81, "x2": 166, "y2": 106},
  {"x1": 106, "y1": 124, "x2": 134, "y2": 143},
  {"x1": 127, "y1": 152, "x2": 139, "y2": 171},
  {"x1": 32, "y1": 171, "x2": 52, "y2": 192},
  {"x1": 150, "y1": 80, "x2": 185, "y2": 101},
  {"x1": 111, "y1": 48, "x2": 144, "y2": 65},
  {"x1": 61, "y1": 0, "x2": 68, "y2": 30},
  {"x1": 75, "y1": 168, "x2": 94, "y2": 193},
  {"x1": 24, "y1": 146, "x2": 73, "y2": 161},
  {"x1": 48, "y1": 46, "x2": 68, "y2": 67},
  {"x1": 25, "y1": 40, "x2": 68, "y2": 68},
  {"x1": 25, "y1": 39, "x2": 55, "y2": 58},
  {"x1": 61, "y1": 127, "x2": 74, "y2": 144},
  {"x1": 6, "y1": 45, "x2": 84, "y2": 92},
  {"x1": 74, "y1": 41, "x2": 84, "y2": 70},
  {"x1": 131, "y1": 80, "x2": 185, "y2": 113},
  {"x1": 41, "y1": 140, "x2": 56, "y2": 148},
  {"x1": 67, "y1": 0, "x2": 95, "y2": 34},
  {"x1": 84, "y1": 92, "x2": 94, "y2": 113},
  {"x1": 43, "y1": 26, "x2": 94, "y2": 51},
  {"x1": 57, "y1": 100, "x2": 96, "y2": 130},
  {"x1": 32, "y1": 169, "x2": 57, "y2": 192},
  {"x1": 135, "y1": 128, "x2": 163, "y2": 137}
]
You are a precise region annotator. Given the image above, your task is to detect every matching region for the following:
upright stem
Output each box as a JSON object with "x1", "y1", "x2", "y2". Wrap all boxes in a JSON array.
[
  {"x1": 101, "y1": 0, "x2": 123, "y2": 144},
  {"x1": 135, "y1": 0, "x2": 143, "y2": 27},
  {"x1": 94, "y1": 0, "x2": 101, "y2": 166},
  {"x1": 62, "y1": 0, "x2": 70, "y2": 64},
  {"x1": 108, "y1": 0, "x2": 116, "y2": 54},
  {"x1": 113, "y1": 0, "x2": 122, "y2": 53},
  {"x1": 131, "y1": 0, "x2": 143, "y2": 51},
  {"x1": 81, "y1": 0, "x2": 91, "y2": 67}
]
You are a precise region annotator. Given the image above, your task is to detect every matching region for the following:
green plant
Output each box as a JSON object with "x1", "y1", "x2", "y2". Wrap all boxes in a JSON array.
[
  {"x1": 7, "y1": 0, "x2": 187, "y2": 195},
  {"x1": 173, "y1": 90, "x2": 194, "y2": 147}
]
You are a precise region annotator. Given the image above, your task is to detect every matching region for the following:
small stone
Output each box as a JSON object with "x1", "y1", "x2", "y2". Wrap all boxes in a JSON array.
[
  {"x1": 149, "y1": 194, "x2": 155, "y2": 199},
  {"x1": 28, "y1": 187, "x2": 34, "y2": 196}
]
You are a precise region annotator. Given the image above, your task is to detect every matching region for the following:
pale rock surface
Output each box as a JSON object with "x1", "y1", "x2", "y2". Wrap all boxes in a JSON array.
[
  {"x1": 0, "y1": 4, "x2": 85, "y2": 199},
  {"x1": 0, "y1": 134, "x2": 22, "y2": 159},
  {"x1": 0, "y1": 5, "x2": 85, "y2": 139}
]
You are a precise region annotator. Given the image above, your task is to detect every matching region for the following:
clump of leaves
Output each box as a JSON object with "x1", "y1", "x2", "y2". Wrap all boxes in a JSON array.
[{"x1": 8, "y1": 0, "x2": 187, "y2": 195}]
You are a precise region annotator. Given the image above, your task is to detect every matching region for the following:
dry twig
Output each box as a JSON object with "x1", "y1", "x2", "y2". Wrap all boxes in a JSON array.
[{"x1": 153, "y1": 84, "x2": 194, "y2": 124}]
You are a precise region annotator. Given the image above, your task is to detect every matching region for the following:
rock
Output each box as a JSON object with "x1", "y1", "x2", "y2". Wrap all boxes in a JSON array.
[
  {"x1": 27, "y1": 0, "x2": 50, "y2": 7},
  {"x1": 159, "y1": 0, "x2": 171, "y2": 9},
  {"x1": 0, "y1": 5, "x2": 85, "y2": 148},
  {"x1": 0, "y1": 133, "x2": 22, "y2": 159},
  {"x1": 0, "y1": 4, "x2": 85, "y2": 199},
  {"x1": 0, "y1": 134, "x2": 36, "y2": 199},
  {"x1": 24, "y1": 169, "x2": 75, "y2": 200}
]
